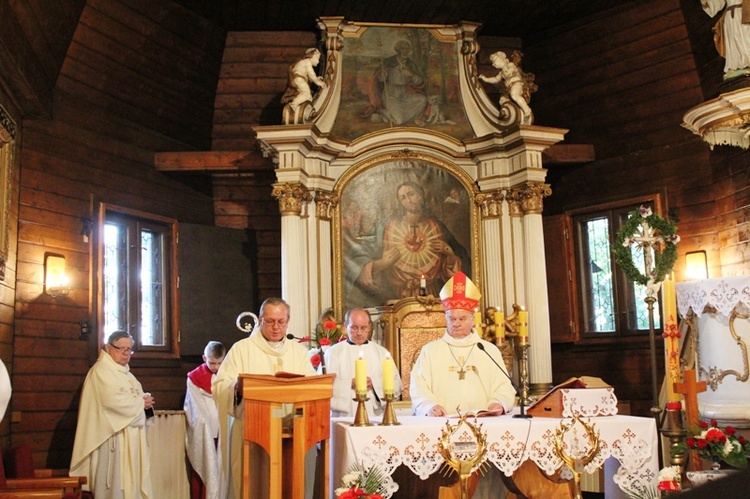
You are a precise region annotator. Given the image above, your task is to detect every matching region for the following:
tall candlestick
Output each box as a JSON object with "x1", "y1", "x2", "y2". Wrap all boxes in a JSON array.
[
  {"x1": 518, "y1": 309, "x2": 528, "y2": 342},
  {"x1": 494, "y1": 311, "x2": 505, "y2": 342},
  {"x1": 382, "y1": 355, "x2": 395, "y2": 395},
  {"x1": 355, "y1": 352, "x2": 367, "y2": 395},
  {"x1": 661, "y1": 278, "x2": 681, "y2": 402}
]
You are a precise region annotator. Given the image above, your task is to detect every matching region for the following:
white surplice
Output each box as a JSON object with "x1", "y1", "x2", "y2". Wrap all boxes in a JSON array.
[{"x1": 184, "y1": 376, "x2": 221, "y2": 499}]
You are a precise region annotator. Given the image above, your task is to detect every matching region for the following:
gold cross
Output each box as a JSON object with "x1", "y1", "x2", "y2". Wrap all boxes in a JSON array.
[{"x1": 449, "y1": 365, "x2": 477, "y2": 380}]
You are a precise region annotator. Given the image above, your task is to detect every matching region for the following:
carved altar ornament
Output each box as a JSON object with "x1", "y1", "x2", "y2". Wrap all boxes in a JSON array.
[
  {"x1": 437, "y1": 409, "x2": 489, "y2": 499},
  {"x1": 478, "y1": 50, "x2": 537, "y2": 125},
  {"x1": 504, "y1": 189, "x2": 524, "y2": 218},
  {"x1": 553, "y1": 413, "x2": 601, "y2": 499},
  {"x1": 315, "y1": 190, "x2": 340, "y2": 221},
  {"x1": 518, "y1": 182, "x2": 551, "y2": 215},
  {"x1": 474, "y1": 190, "x2": 504, "y2": 219},
  {"x1": 281, "y1": 47, "x2": 327, "y2": 125},
  {"x1": 271, "y1": 182, "x2": 312, "y2": 216}
]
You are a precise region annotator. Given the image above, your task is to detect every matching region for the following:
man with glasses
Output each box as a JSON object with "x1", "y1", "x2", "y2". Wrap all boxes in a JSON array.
[
  {"x1": 410, "y1": 271, "x2": 514, "y2": 417},
  {"x1": 213, "y1": 297, "x2": 315, "y2": 499},
  {"x1": 323, "y1": 307, "x2": 402, "y2": 417},
  {"x1": 70, "y1": 330, "x2": 155, "y2": 498}
]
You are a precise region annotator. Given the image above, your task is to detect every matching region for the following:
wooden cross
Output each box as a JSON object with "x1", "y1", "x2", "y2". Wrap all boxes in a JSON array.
[{"x1": 675, "y1": 369, "x2": 707, "y2": 471}]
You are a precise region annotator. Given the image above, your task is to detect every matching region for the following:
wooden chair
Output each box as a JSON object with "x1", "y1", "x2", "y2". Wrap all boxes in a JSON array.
[{"x1": 0, "y1": 444, "x2": 86, "y2": 499}]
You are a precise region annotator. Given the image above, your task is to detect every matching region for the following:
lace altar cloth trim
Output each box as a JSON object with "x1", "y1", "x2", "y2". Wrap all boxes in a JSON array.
[
  {"x1": 331, "y1": 415, "x2": 658, "y2": 498},
  {"x1": 675, "y1": 276, "x2": 750, "y2": 318},
  {"x1": 560, "y1": 388, "x2": 618, "y2": 417}
]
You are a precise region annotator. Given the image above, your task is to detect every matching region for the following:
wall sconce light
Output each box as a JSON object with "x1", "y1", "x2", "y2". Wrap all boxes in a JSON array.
[
  {"x1": 44, "y1": 253, "x2": 70, "y2": 297},
  {"x1": 685, "y1": 250, "x2": 708, "y2": 281}
]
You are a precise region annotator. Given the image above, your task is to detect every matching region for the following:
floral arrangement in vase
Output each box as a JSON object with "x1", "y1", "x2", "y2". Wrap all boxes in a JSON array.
[
  {"x1": 674, "y1": 419, "x2": 749, "y2": 469},
  {"x1": 335, "y1": 464, "x2": 386, "y2": 499},
  {"x1": 656, "y1": 465, "x2": 681, "y2": 494},
  {"x1": 299, "y1": 308, "x2": 345, "y2": 369}
]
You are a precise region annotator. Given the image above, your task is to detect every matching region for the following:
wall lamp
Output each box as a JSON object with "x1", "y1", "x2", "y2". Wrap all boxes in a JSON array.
[
  {"x1": 685, "y1": 250, "x2": 708, "y2": 281},
  {"x1": 44, "y1": 253, "x2": 70, "y2": 297}
]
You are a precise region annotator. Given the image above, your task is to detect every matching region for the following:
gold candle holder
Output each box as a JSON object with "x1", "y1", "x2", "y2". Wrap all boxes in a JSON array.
[
  {"x1": 380, "y1": 392, "x2": 400, "y2": 426},
  {"x1": 518, "y1": 341, "x2": 532, "y2": 407},
  {"x1": 352, "y1": 392, "x2": 372, "y2": 427},
  {"x1": 661, "y1": 402, "x2": 687, "y2": 470}
]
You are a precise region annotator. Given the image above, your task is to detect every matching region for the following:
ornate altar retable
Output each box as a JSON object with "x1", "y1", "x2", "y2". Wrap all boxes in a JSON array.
[{"x1": 330, "y1": 414, "x2": 658, "y2": 498}]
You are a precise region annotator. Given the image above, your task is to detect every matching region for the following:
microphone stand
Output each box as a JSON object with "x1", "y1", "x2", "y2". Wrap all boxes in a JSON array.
[{"x1": 477, "y1": 342, "x2": 532, "y2": 419}]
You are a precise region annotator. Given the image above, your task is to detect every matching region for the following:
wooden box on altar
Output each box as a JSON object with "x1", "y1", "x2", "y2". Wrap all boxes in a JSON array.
[{"x1": 527, "y1": 376, "x2": 618, "y2": 418}]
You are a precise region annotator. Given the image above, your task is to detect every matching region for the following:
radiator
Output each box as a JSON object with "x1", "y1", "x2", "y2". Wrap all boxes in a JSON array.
[{"x1": 147, "y1": 410, "x2": 190, "y2": 499}]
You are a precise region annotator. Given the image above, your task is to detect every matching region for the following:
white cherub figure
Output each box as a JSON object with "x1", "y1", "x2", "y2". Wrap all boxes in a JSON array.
[
  {"x1": 281, "y1": 48, "x2": 326, "y2": 123},
  {"x1": 479, "y1": 50, "x2": 536, "y2": 125}
]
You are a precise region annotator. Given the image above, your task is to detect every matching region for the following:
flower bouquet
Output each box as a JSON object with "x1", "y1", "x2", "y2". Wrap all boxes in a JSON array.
[
  {"x1": 335, "y1": 464, "x2": 386, "y2": 499},
  {"x1": 674, "y1": 419, "x2": 750, "y2": 469},
  {"x1": 300, "y1": 311, "x2": 345, "y2": 369}
]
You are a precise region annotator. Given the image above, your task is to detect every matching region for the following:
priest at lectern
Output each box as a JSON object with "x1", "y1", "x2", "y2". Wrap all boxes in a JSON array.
[{"x1": 213, "y1": 297, "x2": 316, "y2": 499}]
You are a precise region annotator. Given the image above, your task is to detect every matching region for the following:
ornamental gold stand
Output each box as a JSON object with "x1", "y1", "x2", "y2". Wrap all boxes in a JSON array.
[
  {"x1": 437, "y1": 410, "x2": 488, "y2": 499},
  {"x1": 352, "y1": 392, "x2": 372, "y2": 427},
  {"x1": 553, "y1": 413, "x2": 601, "y2": 499},
  {"x1": 380, "y1": 393, "x2": 400, "y2": 426}
]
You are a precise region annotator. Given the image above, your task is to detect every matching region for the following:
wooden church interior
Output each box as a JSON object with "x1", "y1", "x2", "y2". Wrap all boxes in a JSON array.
[{"x1": 1, "y1": 0, "x2": 748, "y2": 496}]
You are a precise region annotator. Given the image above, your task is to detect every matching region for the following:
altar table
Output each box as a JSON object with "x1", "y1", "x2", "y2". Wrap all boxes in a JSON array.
[{"x1": 331, "y1": 414, "x2": 658, "y2": 498}]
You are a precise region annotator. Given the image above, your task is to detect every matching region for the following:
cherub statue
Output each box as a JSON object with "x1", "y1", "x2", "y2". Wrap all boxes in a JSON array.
[
  {"x1": 281, "y1": 48, "x2": 326, "y2": 124},
  {"x1": 479, "y1": 50, "x2": 537, "y2": 125},
  {"x1": 702, "y1": 0, "x2": 750, "y2": 79}
]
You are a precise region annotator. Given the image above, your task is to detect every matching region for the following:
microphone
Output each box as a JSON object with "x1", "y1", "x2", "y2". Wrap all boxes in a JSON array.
[
  {"x1": 476, "y1": 342, "x2": 532, "y2": 419},
  {"x1": 286, "y1": 333, "x2": 304, "y2": 341}
]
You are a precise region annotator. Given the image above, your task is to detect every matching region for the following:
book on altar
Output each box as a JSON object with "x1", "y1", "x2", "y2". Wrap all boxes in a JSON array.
[{"x1": 527, "y1": 376, "x2": 618, "y2": 418}]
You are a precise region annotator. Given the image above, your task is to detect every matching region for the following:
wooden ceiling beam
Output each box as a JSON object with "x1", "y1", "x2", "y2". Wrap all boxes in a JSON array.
[
  {"x1": 154, "y1": 151, "x2": 269, "y2": 173},
  {"x1": 542, "y1": 144, "x2": 595, "y2": 165}
]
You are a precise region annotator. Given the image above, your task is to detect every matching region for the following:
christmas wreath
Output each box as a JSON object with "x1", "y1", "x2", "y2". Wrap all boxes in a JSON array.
[{"x1": 613, "y1": 206, "x2": 679, "y2": 286}]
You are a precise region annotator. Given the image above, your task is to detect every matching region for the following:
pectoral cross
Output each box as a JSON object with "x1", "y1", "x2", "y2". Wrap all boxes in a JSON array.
[{"x1": 449, "y1": 363, "x2": 477, "y2": 380}]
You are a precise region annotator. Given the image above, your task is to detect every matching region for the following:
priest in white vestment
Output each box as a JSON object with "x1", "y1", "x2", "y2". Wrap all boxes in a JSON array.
[
  {"x1": 185, "y1": 340, "x2": 226, "y2": 499},
  {"x1": 410, "y1": 271, "x2": 515, "y2": 417},
  {"x1": 323, "y1": 308, "x2": 402, "y2": 417},
  {"x1": 213, "y1": 297, "x2": 317, "y2": 499},
  {"x1": 70, "y1": 331, "x2": 155, "y2": 498}
]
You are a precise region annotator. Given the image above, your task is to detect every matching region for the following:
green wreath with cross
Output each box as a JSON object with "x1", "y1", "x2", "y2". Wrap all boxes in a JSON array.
[{"x1": 613, "y1": 206, "x2": 679, "y2": 286}]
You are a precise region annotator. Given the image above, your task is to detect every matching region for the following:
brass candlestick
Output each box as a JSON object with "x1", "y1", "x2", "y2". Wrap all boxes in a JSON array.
[
  {"x1": 380, "y1": 392, "x2": 400, "y2": 426},
  {"x1": 661, "y1": 403, "x2": 687, "y2": 470},
  {"x1": 352, "y1": 392, "x2": 372, "y2": 427}
]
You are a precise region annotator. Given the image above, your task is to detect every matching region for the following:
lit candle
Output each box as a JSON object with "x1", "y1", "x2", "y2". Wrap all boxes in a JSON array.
[
  {"x1": 662, "y1": 278, "x2": 681, "y2": 402},
  {"x1": 419, "y1": 274, "x2": 427, "y2": 293},
  {"x1": 494, "y1": 311, "x2": 505, "y2": 342},
  {"x1": 355, "y1": 352, "x2": 367, "y2": 395},
  {"x1": 382, "y1": 354, "x2": 395, "y2": 396},
  {"x1": 518, "y1": 309, "x2": 528, "y2": 342}
]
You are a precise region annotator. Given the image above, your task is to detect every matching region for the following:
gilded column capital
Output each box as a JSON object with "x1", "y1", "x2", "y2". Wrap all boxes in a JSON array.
[
  {"x1": 474, "y1": 190, "x2": 504, "y2": 219},
  {"x1": 315, "y1": 190, "x2": 340, "y2": 221},
  {"x1": 505, "y1": 189, "x2": 524, "y2": 218},
  {"x1": 518, "y1": 182, "x2": 552, "y2": 215},
  {"x1": 272, "y1": 182, "x2": 312, "y2": 216}
]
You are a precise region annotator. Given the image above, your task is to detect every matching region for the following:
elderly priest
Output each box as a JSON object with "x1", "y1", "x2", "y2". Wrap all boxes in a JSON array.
[{"x1": 410, "y1": 271, "x2": 515, "y2": 417}]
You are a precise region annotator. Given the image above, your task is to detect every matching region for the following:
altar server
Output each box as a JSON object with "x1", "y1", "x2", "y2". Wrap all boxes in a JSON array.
[
  {"x1": 410, "y1": 271, "x2": 515, "y2": 417},
  {"x1": 70, "y1": 330, "x2": 155, "y2": 498},
  {"x1": 212, "y1": 297, "x2": 316, "y2": 499},
  {"x1": 185, "y1": 340, "x2": 226, "y2": 499},
  {"x1": 323, "y1": 307, "x2": 402, "y2": 417}
]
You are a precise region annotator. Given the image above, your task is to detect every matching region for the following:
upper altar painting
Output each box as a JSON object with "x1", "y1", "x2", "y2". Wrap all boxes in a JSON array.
[{"x1": 329, "y1": 26, "x2": 473, "y2": 141}]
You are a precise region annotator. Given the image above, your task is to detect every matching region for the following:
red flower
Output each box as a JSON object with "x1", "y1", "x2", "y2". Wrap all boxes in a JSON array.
[
  {"x1": 310, "y1": 354, "x2": 321, "y2": 368},
  {"x1": 706, "y1": 428, "x2": 724, "y2": 444},
  {"x1": 324, "y1": 319, "x2": 338, "y2": 330},
  {"x1": 368, "y1": 495, "x2": 384, "y2": 499},
  {"x1": 739, "y1": 436, "x2": 746, "y2": 445},
  {"x1": 337, "y1": 490, "x2": 359, "y2": 499},
  {"x1": 726, "y1": 426, "x2": 736, "y2": 436},
  {"x1": 697, "y1": 439, "x2": 708, "y2": 449},
  {"x1": 300, "y1": 335, "x2": 312, "y2": 343},
  {"x1": 686, "y1": 437, "x2": 696, "y2": 447},
  {"x1": 318, "y1": 337, "x2": 332, "y2": 346},
  {"x1": 710, "y1": 419, "x2": 718, "y2": 427},
  {"x1": 657, "y1": 480, "x2": 680, "y2": 492},
  {"x1": 699, "y1": 421, "x2": 709, "y2": 429}
]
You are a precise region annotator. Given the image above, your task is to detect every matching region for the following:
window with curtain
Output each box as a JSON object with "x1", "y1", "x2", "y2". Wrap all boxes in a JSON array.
[{"x1": 98, "y1": 206, "x2": 178, "y2": 356}]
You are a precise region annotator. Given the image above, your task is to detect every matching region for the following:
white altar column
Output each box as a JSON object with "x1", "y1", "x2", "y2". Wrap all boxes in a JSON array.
[
  {"x1": 312, "y1": 192, "x2": 336, "y2": 320},
  {"x1": 479, "y1": 190, "x2": 505, "y2": 310},
  {"x1": 520, "y1": 182, "x2": 553, "y2": 394},
  {"x1": 273, "y1": 182, "x2": 313, "y2": 334},
  {"x1": 506, "y1": 194, "x2": 524, "y2": 312}
]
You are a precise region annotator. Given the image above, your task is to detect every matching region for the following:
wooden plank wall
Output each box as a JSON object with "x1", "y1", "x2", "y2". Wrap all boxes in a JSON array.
[
  {"x1": 522, "y1": 0, "x2": 725, "y2": 415},
  {"x1": 12, "y1": 0, "x2": 223, "y2": 468},
  {"x1": 211, "y1": 32, "x2": 318, "y2": 300}
]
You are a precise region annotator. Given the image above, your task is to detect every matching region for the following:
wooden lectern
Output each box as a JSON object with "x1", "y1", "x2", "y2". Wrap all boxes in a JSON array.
[{"x1": 238, "y1": 373, "x2": 335, "y2": 499}]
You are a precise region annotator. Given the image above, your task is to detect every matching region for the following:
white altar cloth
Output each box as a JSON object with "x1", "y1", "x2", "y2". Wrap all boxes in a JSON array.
[
  {"x1": 331, "y1": 414, "x2": 658, "y2": 498},
  {"x1": 675, "y1": 275, "x2": 750, "y2": 318}
]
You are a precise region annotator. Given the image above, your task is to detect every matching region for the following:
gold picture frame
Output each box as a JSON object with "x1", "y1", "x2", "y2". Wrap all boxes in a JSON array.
[{"x1": 0, "y1": 103, "x2": 16, "y2": 281}]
